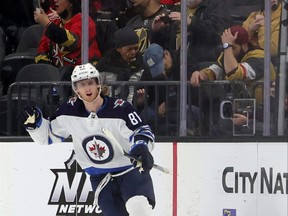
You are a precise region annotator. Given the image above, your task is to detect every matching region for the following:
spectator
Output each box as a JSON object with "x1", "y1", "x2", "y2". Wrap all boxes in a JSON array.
[
  {"x1": 96, "y1": 27, "x2": 143, "y2": 103},
  {"x1": 242, "y1": 0, "x2": 281, "y2": 57},
  {"x1": 190, "y1": 25, "x2": 276, "y2": 103},
  {"x1": 151, "y1": 4, "x2": 181, "y2": 51},
  {"x1": 152, "y1": 0, "x2": 233, "y2": 71},
  {"x1": 140, "y1": 43, "x2": 201, "y2": 135},
  {"x1": 89, "y1": 0, "x2": 128, "y2": 55},
  {"x1": 190, "y1": 25, "x2": 276, "y2": 134},
  {"x1": 34, "y1": 0, "x2": 102, "y2": 80},
  {"x1": 125, "y1": 0, "x2": 170, "y2": 53}
]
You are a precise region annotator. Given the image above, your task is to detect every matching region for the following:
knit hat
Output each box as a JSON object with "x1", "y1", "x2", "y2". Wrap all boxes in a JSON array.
[
  {"x1": 114, "y1": 27, "x2": 139, "y2": 48},
  {"x1": 143, "y1": 43, "x2": 164, "y2": 78},
  {"x1": 230, "y1": 25, "x2": 249, "y2": 45}
]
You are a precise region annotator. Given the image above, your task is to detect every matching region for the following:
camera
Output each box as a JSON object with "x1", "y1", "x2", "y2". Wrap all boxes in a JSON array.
[{"x1": 220, "y1": 101, "x2": 233, "y2": 119}]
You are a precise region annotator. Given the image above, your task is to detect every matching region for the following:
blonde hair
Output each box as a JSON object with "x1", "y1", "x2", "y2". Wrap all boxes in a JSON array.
[{"x1": 101, "y1": 85, "x2": 110, "y2": 96}]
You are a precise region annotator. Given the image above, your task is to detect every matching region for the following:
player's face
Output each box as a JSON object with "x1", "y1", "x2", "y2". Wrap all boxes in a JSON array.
[{"x1": 75, "y1": 79, "x2": 100, "y2": 102}]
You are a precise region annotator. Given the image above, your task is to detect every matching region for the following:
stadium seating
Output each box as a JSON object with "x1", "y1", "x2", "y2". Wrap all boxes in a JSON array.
[
  {"x1": 15, "y1": 24, "x2": 44, "y2": 54},
  {"x1": 0, "y1": 24, "x2": 44, "y2": 95},
  {"x1": 15, "y1": 63, "x2": 60, "y2": 82}
]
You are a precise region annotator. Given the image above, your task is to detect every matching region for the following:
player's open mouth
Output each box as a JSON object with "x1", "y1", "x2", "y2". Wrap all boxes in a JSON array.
[{"x1": 86, "y1": 93, "x2": 92, "y2": 97}]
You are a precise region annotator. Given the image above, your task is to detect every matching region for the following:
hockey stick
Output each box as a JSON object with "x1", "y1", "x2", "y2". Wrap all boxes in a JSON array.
[{"x1": 101, "y1": 128, "x2": 170, "y2": 174}]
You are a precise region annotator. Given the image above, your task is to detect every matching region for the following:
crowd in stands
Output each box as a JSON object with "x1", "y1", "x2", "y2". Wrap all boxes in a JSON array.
[{"x1": 0, "y1": 0, "x2": 287, "y2": 136}]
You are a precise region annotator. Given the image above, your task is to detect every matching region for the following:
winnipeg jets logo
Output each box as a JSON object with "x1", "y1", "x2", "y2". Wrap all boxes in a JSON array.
[
  {"x1": 113, "y1": 99, "x2": 125, "y2": 108},
  {"x1": 89, "y1": 137, "x2": 106, "y2": 159},
  {"x1": 82, "y1": 135, "x2": 113, "y2": 164}
]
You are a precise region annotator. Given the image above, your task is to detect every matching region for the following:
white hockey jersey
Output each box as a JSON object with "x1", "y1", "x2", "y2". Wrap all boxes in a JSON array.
[{"x1": 27, "y1": 96, "x2": 155, "y2": 175}]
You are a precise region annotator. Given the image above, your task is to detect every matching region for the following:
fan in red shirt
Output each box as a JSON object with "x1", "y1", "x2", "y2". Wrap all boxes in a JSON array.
[{"x1": 34, "y1": 0, "x2": 101, "y2": 69}]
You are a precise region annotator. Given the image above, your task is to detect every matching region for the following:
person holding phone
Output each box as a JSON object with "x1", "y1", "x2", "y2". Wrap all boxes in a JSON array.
[
  {"x1": 242, "y1": 0, "x2": 281, "y2": 57},
  {"x1": 34, "y1": 0, "x2": 102, "y2": 80}
]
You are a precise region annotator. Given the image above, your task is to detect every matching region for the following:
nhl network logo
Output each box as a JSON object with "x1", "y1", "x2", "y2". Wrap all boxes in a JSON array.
[{"x1": 48, "y1": 151, "x2": 103, "y2": 215}]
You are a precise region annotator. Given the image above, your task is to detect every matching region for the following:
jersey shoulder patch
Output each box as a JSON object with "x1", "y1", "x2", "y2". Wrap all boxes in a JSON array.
[
  {"x1": 68, "y1": 97, "x2": 78, "y2": 106},
  {"x1": 113, "y1": 99, "x2": 125, "y2": 108}
]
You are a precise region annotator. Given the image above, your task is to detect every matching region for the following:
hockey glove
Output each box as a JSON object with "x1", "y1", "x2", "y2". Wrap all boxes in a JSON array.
[
  {"x1": 19, "y1": 106, "x2": 42, "y2": 130},
  {"x1": 129, "y1": 141, "x2": 154, "y2": 172}
]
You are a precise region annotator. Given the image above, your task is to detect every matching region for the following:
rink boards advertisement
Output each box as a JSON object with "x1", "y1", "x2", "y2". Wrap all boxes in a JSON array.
[{"x1": 0, "y1": 141, "x2": 287, "y2": 216}]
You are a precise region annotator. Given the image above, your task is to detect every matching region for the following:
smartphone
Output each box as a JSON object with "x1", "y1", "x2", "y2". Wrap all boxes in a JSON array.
[
  {"x1": 160, "y1": 15, "x2": 173, "y2": 24},
  {"x1": 33, "y1": 0, "x2": 41, "y2": 13},
  {"x1": 159, "y1": 10, "x2": 173, "y2": 24}
]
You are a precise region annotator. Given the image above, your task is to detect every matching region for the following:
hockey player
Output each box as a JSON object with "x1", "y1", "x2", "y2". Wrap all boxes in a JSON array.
[{"x1": 20, "y1": 63, "x2": 156, "y2": 216}]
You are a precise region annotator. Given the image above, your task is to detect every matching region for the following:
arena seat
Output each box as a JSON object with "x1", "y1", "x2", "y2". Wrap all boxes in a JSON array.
[
  {"x1": 0, "y1": 53, "x2": 35, "y2": 94},
  {"x1": 15, "y1": 24, "x2": 44, "y2": 54},
  {"x1": 15, "y1": 63, "x2": 60, "y2": 82},
  {"x1": 0, "y1": 24, "x2": 44, "y2": 95}
]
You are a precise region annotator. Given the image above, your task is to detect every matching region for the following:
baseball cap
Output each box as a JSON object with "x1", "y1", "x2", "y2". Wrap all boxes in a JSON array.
[
  {"x1": 230, "y1": 25, "x2": 249, "y2": 45},
  {"x1": 143, "y1": 43, "x2": 164, "y2": 78},
  {"x1": 114, "y1": 27, "x2": 139, "y2": 48}
]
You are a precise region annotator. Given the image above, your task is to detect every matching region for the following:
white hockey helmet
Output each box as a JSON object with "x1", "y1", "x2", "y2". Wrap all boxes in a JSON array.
[{"x1": 71, "y1": 63, "x2": 100, "y2": 84}]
